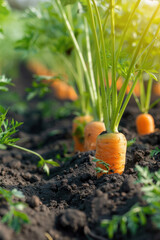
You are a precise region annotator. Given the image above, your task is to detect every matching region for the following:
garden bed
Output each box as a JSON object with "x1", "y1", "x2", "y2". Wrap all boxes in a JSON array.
[{"x1": 0, "y1": 103, "x2": 160, "y2": 240}]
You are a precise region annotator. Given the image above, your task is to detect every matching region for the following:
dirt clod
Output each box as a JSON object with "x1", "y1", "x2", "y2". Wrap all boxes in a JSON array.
[{"x1": 58, "y1": 209, "x2": 87, "y2": 232}]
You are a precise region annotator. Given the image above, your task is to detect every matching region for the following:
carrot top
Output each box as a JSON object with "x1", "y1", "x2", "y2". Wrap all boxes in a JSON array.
[{"x1": 56, "y1": 0, "x2": 160, "y2": 132}]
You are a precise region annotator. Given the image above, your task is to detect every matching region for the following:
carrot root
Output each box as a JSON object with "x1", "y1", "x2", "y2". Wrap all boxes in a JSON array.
[
  {"x1": 52, "y1": 80, "x2": 78, "y2": 101},
  {"x1": 84, "y1": 121, "x2": 105, "y2": 151},
  {"x1": 72, "y1": 115, "x2": 93, "y2": 152},
  {"x1": 95, "y1": 132, "x2": 127, "y2": 177},
  {"x1": 136, "y1": 113, "x2": 155, "y2": 135}
]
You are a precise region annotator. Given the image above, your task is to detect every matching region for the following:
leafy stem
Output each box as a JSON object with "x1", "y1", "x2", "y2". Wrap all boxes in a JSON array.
[
  {"x1": 111, "y1": 3, "x2": 160, "y2": 131},
  {"x1": 0, "y1": 110, "x2": 59, "y2": 176},
  {"x1": 0, "y1": 188, "x2": 29, "y2": 233},
  {"x1": 7, "y1": 143, "x2": 59, "y2": 176}
]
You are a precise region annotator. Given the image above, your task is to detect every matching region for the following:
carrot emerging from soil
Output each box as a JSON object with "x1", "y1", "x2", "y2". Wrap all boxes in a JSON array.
[
  {"x1": 72, "y1": 115, "x2": 93, "y2": 152},
  {"x1": 95, "y1": 132, "x2": 127, "y2": 177},
  {"x1": 136, "y1": 113, "x2": 155, "y2": 135},
  {"x1": 84, "y1": 121, "x2": 105, "y2": 151}
]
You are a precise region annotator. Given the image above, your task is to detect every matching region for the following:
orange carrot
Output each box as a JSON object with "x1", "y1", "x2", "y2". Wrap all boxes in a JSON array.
[
  {"x1": 136, "y1": 113, "x2": 155, "y2": 135},
  {"x1": 116, "y1": 77, "x2": 123, "y2": 91},
  {"x1": 126, "y1": 81, "x2": 140, "y2": 96},
  {"x1": 52, "y1": 80, "x2": 68, "y2": 100},
  {"x1": 52, "y1": 80, "x2": 78, "y2": 101},
  {"x1": 153, "y1": 82, "x2": 160, "y2": 96},
  {"x1": 109, "y1": 76, "x2": 123, "y2": 91},
  {"x1": 27, "y1": 60, "x2": 53, "y2": 76},
  {"x1": 84, "y1": 121, "x2": 105, "y2": 151},
  {"x1": 66, "y1": 85, "x2": 78, "y2": 101},
  {"x1": 72, "y1": 115, "x2": 93, "y2": 152},
  {"x1": 95, "y1": 132, "x2": 127, "y2": 177}
]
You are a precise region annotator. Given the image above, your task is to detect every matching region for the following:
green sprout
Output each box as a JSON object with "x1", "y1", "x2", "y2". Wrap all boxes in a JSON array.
[
  {"x1": 0, "y1": 188, "x2": 29, "y2": 233},
  {"x1": 150, "y1": 147, "x2": 160, "y2": 157},
  {"x1": 0, "y1": 109, "x2": 59, "y2": 175},
  {"x1": 93, "y1": 157, "x2": 110, "y2": 174},
  {"x1": 127, "y1": 138, "x2": 136, "y2": 147},
  {"x1": 0, "y1": 75, "x2": 59, "y2": 175}
]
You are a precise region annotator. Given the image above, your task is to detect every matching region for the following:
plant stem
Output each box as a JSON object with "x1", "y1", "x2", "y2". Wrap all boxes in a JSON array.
[
  {"x1": 7, "y1": 143, "x2": 44, "y2": 161},
  {"x1": 56, "y1": 0, "x2": 95, "y2": 106},
  {"x1": 133, "y1": 92, "x2": 142, "y2": 112},
  {"x1": 139, "y1": 74, "x2": 146, "y2": 112},
  {"x1": 145, "y1": 77, "x2": 153, "y2": 113},
  {"x1": 75, "y1": 51, "x2": 86, "y2": 114},
  {"x1": 111, "y1": 3, "x2": 160, "y2": 131},
  {"x1": 110, "y1": 0, "x2": 117, "y2": 125},
  {"x1": 115, "y1": 0, "x2": 141, "y2": 65},
  {"x1": 102, "y1": 5, "x2": 110, "y2": 33},
  {"x1": 84, "y1": 18, "x2": 99, "y2": 118},
  {"x1": 86, "y1": 0, "x2": 109, "y2": 130},
  {"x1": 139, "y1": 25, "x2": 160, "y2": 113},
  {"x1": 149, "y1": 97, "x2": 160, "y2": 110},
  {"x1": 116, "y1": 73, "x2": 140, "y2": 128}
]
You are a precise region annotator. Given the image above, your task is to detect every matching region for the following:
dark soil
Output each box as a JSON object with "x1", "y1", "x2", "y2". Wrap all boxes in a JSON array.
[{"x1": 0, "y1": 102, "x2": 160, "y2": 240}]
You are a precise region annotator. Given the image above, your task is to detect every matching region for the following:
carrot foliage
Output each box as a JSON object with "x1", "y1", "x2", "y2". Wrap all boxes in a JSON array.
[
  {"x1": 0, "y1": 188, "x2": 29, "y2": 233},
  {"x1": 56, "y1": 0, "x2": 160, "y2": 132}
]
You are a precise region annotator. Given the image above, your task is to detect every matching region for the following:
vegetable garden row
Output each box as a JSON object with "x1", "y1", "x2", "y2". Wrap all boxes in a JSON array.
[{"x1": 0, "y1": 0, "x2": 160, "y2": 239}]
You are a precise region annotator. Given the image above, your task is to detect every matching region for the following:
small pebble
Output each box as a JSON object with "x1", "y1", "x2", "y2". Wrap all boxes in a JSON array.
[
  {"x1": 69, "y1": 168, "x2": 74, "y2": 173},
  {"x1": 27, "y1": 195, "x2": 41, "y2": 208}
]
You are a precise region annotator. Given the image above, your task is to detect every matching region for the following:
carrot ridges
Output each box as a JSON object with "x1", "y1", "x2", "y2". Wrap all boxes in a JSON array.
[{"x1": 95, "y1": 132, "x2": 127, "y2": 177}]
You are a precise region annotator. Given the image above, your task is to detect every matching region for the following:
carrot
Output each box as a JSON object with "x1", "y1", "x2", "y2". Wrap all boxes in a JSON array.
[
  {"x1": 126, "y1": 81, "x2": 140, "y2": 96},
  {"x1": 27, "y1": 60, "x2": 53, "y2": 76},
  {"x1": 52, "y1": 80, "x2": 78, "y2": 101},
  {"x1": 116, "y1": 77, "x2": 123, "y2": 91},
  {"x1": 72, "y1": 115, "x2": 93, "y2": 152},
  {"x1": 136, "y1": 113, "x2": 155, "y2": 135},
  {"x1": 153, "y1": 82, "x2": 160, "y2": 96},
  {"x1": 84, "y1": 121, "x2": 105, "y2": 151},
  {"x1": 95, "y1": 132, "x2": 127, "y2": 177},
  {"x1": 66, "y1": 85, "x2": 78, "y2": 101},
  {"x1": 52, "y1": 80, "x2": 68, "y2": 100},
  {"x1": 108, "y1": 73, "x2": 123, "y2": 91}
]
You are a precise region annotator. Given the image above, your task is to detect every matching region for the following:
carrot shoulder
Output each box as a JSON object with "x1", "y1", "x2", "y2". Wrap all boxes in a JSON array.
[
  {"x1": 136, "y1": 113, "x2": 155, "y2": 135},
  {"x1": 84, "y1": 121, "x2": 105, "y2": 151},
  {"x1": 95, "y1": 132, "x2": 127, "y2": 177},
  {"x1": 72, "y1": 115, "x2": 93, "y2": 152}
]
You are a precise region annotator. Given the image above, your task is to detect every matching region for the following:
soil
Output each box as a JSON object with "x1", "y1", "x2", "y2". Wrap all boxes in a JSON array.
[{"x1": 0, "y1": 100, "x2": 160, "y2": 240}]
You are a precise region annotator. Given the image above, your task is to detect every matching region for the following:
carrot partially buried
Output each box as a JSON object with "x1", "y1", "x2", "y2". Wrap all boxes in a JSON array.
[
  {"x1": 136, "y1": 113, "x2": 155, "y2": 135},
  {"x1": 95, "y1": 132, "x2": 127, "y2": 177},
  {"x1": 72, "y1": 115, "x2": 93, "y2": 152},
  {"x1": 84, "y1": 121, "x2": 105, "y2": 151}
]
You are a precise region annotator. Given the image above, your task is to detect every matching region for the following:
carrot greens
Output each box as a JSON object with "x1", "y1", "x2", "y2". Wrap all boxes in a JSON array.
[
  {"x1": 133, "y1": 25, "x2": 160, "y2": 114},
  {"x1": 56, "y1": 0, "x2": 160, "y2": 133}
]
